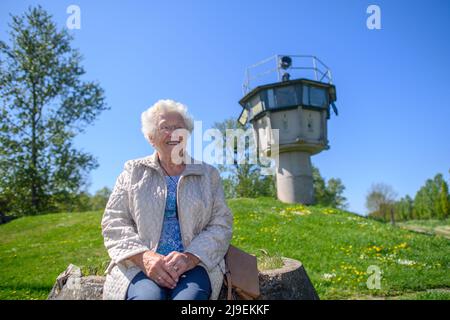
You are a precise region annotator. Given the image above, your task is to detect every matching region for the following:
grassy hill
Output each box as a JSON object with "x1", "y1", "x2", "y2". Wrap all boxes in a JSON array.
[{"x1": 0, "y1": 197, "x2": 449, "y2": 300}]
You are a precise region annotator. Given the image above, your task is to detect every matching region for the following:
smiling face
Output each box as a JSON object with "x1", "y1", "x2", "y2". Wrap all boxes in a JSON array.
[{"x1": 149, "y1": 111, "x2": 188, "y2": 162}]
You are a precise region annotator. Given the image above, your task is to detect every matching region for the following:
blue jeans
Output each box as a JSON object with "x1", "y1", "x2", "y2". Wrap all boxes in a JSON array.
[{"x1": 126, "y1": 266, "x2": 211, "y2": 300}]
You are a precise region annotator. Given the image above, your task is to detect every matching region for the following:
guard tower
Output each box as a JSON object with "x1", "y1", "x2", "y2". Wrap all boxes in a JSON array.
[{"x1": 238, "y1": 55, "x2": 338, "y2": 204}]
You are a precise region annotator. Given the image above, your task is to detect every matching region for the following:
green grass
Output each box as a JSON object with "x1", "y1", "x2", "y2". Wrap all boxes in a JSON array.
[
  {"x1": 256, "y1": 249, "x2": 284, "y2": 271},
  {"x1": 227, "y1": 198, "x2": 450, "y2": 300},
  {"x1": 0, "y1": 211, "x2": 109, "y2": 300},
  {"x1": 0, "y1": 197, "x2": 449, "y2": 300},
  {"x1": 387, "y1": 289, "x2": 450, "y2": 300}
]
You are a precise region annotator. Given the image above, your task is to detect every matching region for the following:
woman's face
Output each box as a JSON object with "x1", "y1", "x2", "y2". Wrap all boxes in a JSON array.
[{"x1": 150, "y1": 112, "x2": 188, "y2": 162}]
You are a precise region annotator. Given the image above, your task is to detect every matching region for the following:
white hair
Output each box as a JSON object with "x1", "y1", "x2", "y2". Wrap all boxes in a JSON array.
[{"x1": 141, "y1": 99, "x2": 194, "y2": 143}]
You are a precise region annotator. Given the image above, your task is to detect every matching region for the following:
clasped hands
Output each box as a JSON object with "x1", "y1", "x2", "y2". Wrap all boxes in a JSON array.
[{"x1": 131, "y1": 250, "x2": 200, "y2": 289}]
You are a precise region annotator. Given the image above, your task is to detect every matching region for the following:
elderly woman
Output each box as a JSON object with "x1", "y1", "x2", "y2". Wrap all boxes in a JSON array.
[{"x1": 101, "y1": 99, "x2": 233, "y2": 300}]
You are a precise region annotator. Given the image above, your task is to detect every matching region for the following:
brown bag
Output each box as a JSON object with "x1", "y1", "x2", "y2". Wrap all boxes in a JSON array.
[{"x1": 224, "y1": 245, "x2": 260, "y2": 300}]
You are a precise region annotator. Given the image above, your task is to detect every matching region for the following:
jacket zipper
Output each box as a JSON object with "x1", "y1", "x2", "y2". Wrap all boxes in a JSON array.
[
  {"x1": 154, "y1": 171, "x2": 167, "y2": 250},
  {"x1": 176, "y1": 175, "x2": 187, "y2": 249}
]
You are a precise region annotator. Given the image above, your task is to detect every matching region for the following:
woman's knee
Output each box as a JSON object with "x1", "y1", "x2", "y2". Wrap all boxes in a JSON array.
[
  {"x1": 171, "y1": 266, "x2": 211, "y2": 300},
  {"x1": 127, "y1": 272, "x2": 167, "y2": 300}
]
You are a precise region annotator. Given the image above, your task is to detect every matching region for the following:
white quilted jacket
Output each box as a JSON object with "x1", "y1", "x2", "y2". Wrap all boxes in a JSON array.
[{"x1": 101, "y1": 152, "x2": 233, "y2": 300}]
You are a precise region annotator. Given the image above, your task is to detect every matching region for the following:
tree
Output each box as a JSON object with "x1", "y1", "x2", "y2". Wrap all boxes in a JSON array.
[
  {"x1": 366, "y1": 183, "x2": 397, "y2": 223},
  {"x1": 439, "y1": 179, "x2": 449, "y2": 220},
  {"x1": 414, "y1": 174, "x2": 448, "y2": 220},
  {"x1": 0, "y1": 6, "x2": 107, "y2": 216},
  {"x1": 312, "y1": 166, "x2": 327, "y2": 203},
  {"x1": 313, "y1": 166, "x2": 348, "y2": 209},
  {"x1": 212, "y1": 118, "x2": 276, "y2": 199},
  {"x1": 414, "y1": 181, "x2": 432, "y2": 219},
  {"x1": 212, "y1": 118, "x2": 346, "y2": 206},
  {"x1": 393, "y1": 195, "x2": 414, "y2": 221},
  {"x1": 90, "y1": 187, "x2": 112, "y2": 211}
]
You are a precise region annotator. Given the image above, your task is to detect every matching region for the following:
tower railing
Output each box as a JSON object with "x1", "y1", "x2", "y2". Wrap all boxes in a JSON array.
[{"x1": 242, "y1": 54, "x2": 333, "y2": 95}]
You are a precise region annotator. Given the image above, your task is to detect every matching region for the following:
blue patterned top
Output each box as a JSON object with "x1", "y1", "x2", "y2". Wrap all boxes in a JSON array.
[{"x1": 156, "y1": 175, "x2": 184, "y2": 256}]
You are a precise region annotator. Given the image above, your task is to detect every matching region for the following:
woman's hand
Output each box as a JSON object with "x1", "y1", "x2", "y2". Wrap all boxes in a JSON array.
[
  {"x1": 130, "y1": 251, "x2": 179, "y2": 289},
  {"x1": 164, "y1": 251, "x2": 200, "y2": 277}
]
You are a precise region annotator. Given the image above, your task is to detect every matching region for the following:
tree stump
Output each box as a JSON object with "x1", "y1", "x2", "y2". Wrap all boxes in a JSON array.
[
  {"x1": 48, "y1": 258, "x2": 319, "y2": 300},
  {"x1": 47, "y1": 264, "x2": 104, "y2": 300}
]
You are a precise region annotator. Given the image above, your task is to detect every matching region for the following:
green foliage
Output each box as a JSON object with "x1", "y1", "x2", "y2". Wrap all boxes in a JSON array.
[
  {"x1": 439, "y1": 179, "x2": 450, "y2": 219},
  {"x1": 213, "y1": 118, "x2": 346, "y2": 207},
  {"x1": 213, "y1": 118, "x2": 277, "y2": 199},
  {"x1": 394, "y1": 195, "x2": 414, "y2": 221},
  {"x1": 0, "y1": 6, "x2": 108, "y2": 217},
  {"x1": 414, "y1": 174, "x2": 449, "y2": 220},
  {"x1": 312, "y1": 166, "x2": 348, "y2": 209},
  {"x1": 368, "y1": 172, "x2": 450, "y2": 222},
  {"x1": 89, "y1": 187, "x2": 112, "y2": 211},
  {"x1": 45, "y1": 187, "x2": 111, "y2": 213},
  {"x1": 366, "y1": 183, "x2": 397, "y2": 222},
  {"x1": 48, "y1": 191, "x2": 92, "y2": 213}
]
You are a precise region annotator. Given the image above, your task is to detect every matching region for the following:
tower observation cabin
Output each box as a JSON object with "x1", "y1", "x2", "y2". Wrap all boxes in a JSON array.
[{"x1": 238, "y1": 54, "x2": 338, "y2": 204}]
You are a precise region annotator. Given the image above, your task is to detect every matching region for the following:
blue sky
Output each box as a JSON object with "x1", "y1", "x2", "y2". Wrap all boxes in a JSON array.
[{"x1": 1, "y1": 0, "x2": 449, "y2": 215}]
